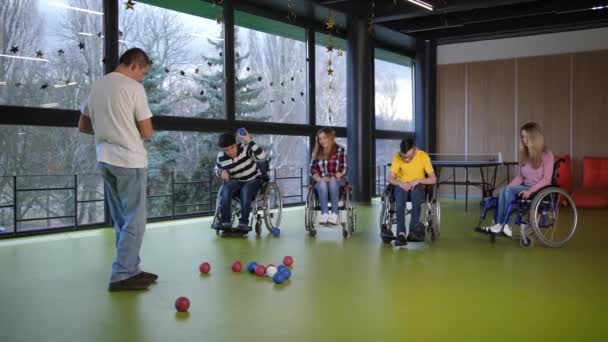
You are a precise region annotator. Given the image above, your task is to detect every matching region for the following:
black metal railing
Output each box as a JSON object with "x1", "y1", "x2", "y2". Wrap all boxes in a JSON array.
[{"x1": 0, "y1": 167, "x2": 310, "y2": 238}]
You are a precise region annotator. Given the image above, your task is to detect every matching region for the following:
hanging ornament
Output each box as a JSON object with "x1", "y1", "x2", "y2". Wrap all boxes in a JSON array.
[
  {"x1": 326, "y1": 11, "x2": 335, "y2": 30},
  {"x1": 258, "y1": 76, "x2": 263, "y2": 82},
  {"x1": 78, "y1": 42, "x2": 85, "y2": 50},
  {"x1": 270, "y1": 82, "x2": 274, "y2": 86},
  {"x1": 337, "y1": 49, "x2": 344, "y2": 57},
  {"x1": 164, "y1": 68, "x2": 170, "y2": 73},
  {"x1": 96, "y1": 32, "x2": 103, "y2": 38},
  {"x1": 327, "y1": 68, "x2": 334, "y2": 76},
  {"x1": 219, "y1": 52, "x2": 223, "y2": 57},
  {"x1": 200, "y1": 90, "x2": 205, "y2": 96},
  {"x1": 119, "y1": 30, "x2": 124, "y2": 37},
  {"x1": 101, "y1": 57, "x2": 106, "y2": 63},
  {"x1": 10, "y1": 46, "x2": 19, "y2": 54},
  {"x1": 368, "y1": 0, "x2": 376, "y2": 34},
  {"x1": 124, "y1": 0, "x2": 135, "y2": 10},
  {"x1": 195, "y1": 68, "x2": 199, "y2": 74},
  {"x1": 58, "y1": 49, "x2": 64, "y2": 56},
  {"x1": 327, "y1": 45, "x2": 334, "y2": 53},
  {"x1": 291, "y1": 98, "x2": 295, "y2": 102},
  {"x1": 180, "y1": 70, "x2": 185, "y2": 76},
  {"x1": 290, "y1": 76, "x2": 294, "y2": 81},
  {"x1": 246, "y1": 66, "x2": 250, "y2": 72},
  {"x1": 212, "y1": 0, "x2": 224, "y2": 24},
  {"x1": 207, "y1": 62, "x2": 213, "y2": 67},
  {"x1": 300, "y1": 91, "x2": 304, "y2": 96},
  {"x1": 15, "y1": 82, "x2": 22, "y2": 87},
  {"x1": 40, "y1": 84, "x2": 48, "y2": 89},
  {"x1": 35, "y1": 50, "x2": 44, "y2": 58},
  {"x1": 235, "y1": 77, "x2": 239, "y2": 82},
  {"x1": 280, "y1": 81, "x2": 284, "y2": 87},
  {"x1": 286, "y1": 0, "x2": 296, "y2": 21}
]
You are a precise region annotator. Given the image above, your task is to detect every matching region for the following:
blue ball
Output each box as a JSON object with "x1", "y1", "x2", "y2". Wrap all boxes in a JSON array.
[
  {"x1": 238, "y1": 128, "x2": 247, "y2": 136},
  {"x1": 279, "y1": 268, "x2": 291, "y2": 279},
  {"x1": 247, "y1": 261, "x2": 258, "y2": 273},
  {"x1": 272, "y1": 272, "x2": 286, "y2": 284},
  {"x1": 277, "y1": 265, "x2": 288, "y2": 272},
  {"x1": 271, "y1": 228, "x2": 281, "y2": 237}
]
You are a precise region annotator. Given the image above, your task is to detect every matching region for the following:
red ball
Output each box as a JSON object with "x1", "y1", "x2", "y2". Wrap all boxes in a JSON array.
[
  {"x1": 283, "y1": 256, "x2": 294, "y2": 267},
  {"x1": 199, "y1": 262, "x2": 211, "y2": 274},
  {"x1": 175, "y1": 296, "x2": 190, "y2": 312},
  {"x1": 231, "y1": 261, "x2": 243, "y2": 272},
  {"x1": 254, "y1": 264, "x2": 266, "y2": 277}
]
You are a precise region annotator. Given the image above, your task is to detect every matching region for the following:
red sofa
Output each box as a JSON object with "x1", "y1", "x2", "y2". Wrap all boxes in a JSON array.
[{"x1": 572, "y1": 157, "x2": 608, "y2": 208}]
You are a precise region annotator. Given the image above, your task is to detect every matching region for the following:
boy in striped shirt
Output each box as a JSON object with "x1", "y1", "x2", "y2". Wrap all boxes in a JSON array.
[{"x1": 214, "y1": 130, "x2": 267, "y2": 231}]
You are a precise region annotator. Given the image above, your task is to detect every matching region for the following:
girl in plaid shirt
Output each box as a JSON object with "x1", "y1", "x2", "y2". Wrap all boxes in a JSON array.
[{"x1": 310, "y1": 128, "x2": 347, "y2": 225}]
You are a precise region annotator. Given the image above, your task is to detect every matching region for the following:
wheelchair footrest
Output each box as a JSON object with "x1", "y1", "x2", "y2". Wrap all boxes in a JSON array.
[
  {"x1": 380, "y1": 232, "x2": 397, "y2": 241},
  {"x1": 219, "y1": 228, "x2": 250, "y2": 237}
]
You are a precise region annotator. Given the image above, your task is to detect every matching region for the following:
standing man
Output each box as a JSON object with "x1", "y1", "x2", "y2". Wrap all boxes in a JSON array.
[{"x1": 79, "y1": 48, "x2": 157, "y2": 291}]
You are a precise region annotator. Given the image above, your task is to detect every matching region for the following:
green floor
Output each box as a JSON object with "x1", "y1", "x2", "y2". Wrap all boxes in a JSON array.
[{"x1": 1, "y1": 199, "x2": 607, "y2": 342}]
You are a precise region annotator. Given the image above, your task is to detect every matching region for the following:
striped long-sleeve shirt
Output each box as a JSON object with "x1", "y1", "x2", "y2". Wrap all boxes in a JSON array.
[
  {"x1": 310, "y1": 145, "x2": 347, "y2": 178},
  {"x1": 215, "y1": 141, "x2": 267, "y2": 181}
]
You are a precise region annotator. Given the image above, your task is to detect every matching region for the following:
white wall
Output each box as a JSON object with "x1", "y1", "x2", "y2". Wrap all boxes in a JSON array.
[{"x1": 438, "y1": 27, "x2": 608, "y2": 65}]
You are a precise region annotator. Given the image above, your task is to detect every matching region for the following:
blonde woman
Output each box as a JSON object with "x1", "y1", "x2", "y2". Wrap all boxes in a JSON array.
[
  {"x1": 478, "y1": 122, "x2": 554, "y2": 237},
  {"x1": 310, "y1": 128, "x2": 347, "y2": 225}
]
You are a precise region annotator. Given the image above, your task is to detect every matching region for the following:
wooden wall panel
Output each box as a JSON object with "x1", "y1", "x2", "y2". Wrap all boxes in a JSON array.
[
  {"x1": 437, "y1": 64, "x2": 466, "y2": 154},
  {"x1": 572, "y1": 50, "x2": 608, "y2": 187},
  {"x1": 517, "y1": 55, "x2": 571, "y2": 157},
  {"x1": 467, "y1": 59, "x2": 517, "y2": 160},
  {"x1": 436, "y1": 64, "x2": 466, "y2": 196}
]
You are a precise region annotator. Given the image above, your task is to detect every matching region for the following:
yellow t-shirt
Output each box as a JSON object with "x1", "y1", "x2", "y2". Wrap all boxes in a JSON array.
[{"x1": 390, "y1": 149, "x2": 434, "y2": 182}]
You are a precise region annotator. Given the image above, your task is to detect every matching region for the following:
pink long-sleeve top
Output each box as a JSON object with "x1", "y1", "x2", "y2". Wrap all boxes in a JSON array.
[{"x1": 509, "y1": 150, "x2": 554, "y2": 193}]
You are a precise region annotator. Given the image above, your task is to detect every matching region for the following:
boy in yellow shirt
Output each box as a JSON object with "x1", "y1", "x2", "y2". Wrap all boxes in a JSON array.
[{"x1": 387, "y1": 138, "x2": 437, "y2": 246}]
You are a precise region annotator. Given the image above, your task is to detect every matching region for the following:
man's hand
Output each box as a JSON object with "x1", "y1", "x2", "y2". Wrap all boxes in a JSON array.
[
  {"x1": 410, "y1": 179, "x2": 420, "y2": 189},
  {"x1": 221, "y1": 170, "x2": 230, "y2": 181},
  {"x1": 399, "y1": 182, "x2": 412, "y2": 191},
  {"x1": 240, "y1": 130, "x2": 252, "y2": 144}
]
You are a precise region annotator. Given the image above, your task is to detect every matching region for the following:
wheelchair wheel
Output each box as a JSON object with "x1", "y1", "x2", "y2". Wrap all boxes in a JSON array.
[
  {"x1": 520, "y1": 236, "x2": 533, "y2": 248},
  {"x1": 262, "y1": 182, "x2": 283, "y2": 231},
  {"x1": 528, "y1": 187, "x2": 577, "y2": 248},
  {"x1": 255, "y1": 219, "x2": 262, "y2": 236},
  {"x1": 343, "y1": 186, "x2": 356, "y2": 235},
  {"x1": 304, "y1": 188, "x2": 317, "y2": 234},
  {"x1": 430, "y1": 199, "x2": 441, "y2": 241}
]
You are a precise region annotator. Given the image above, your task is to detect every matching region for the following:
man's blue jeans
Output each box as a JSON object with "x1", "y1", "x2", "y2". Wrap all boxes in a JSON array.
[
  {"x1": 99, "y1": 162, "x2": 147, "y2": 283},
  {"x1": 220, "y1": 178, "x2": 262, "y2": 225},
  {"x1": 394, "y1": 185, "x2": 426, "y2": 236}
]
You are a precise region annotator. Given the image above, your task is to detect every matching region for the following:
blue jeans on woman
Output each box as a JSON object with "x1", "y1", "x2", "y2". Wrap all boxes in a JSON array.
[
  {"x1": 315, "y1": 179, "x2": 345, "y2": 214},
  {"x1": 99, "y1": 162, "x2": 148, "y2": 283},
  {"x1": 496, "y1": 185, "x2": 530, "y2": 224}
]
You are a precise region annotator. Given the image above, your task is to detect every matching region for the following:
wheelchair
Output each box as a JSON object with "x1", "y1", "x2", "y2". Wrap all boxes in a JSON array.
[
  {"x1": 211, "y1": 160, "x2": 283, "y2": 236},
  {"x1": 379, "y1": 184, "x2": 440, "y2": 244},
  {"x1": 475, "y1": 159, "x2": 578, "y2": 248},
  {"x1": 304, "y1": 181, "x2": 356, "y2": 238}
]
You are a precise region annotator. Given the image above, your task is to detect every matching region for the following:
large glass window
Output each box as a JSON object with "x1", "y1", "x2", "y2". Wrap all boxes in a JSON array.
[
  {"x1": 315, "y1": 33, "x2": 347, "y2": 127},
  {"x1": 375, "y1": 139, "x2": 401, "y2": 195},
  {"x1": 0, "y1": 0, "x2": 104, "y2": 110},
  {"x1": 374, "y1": 49, "x2": 414, "y2": 132},
  {"x1": 0, "y1": 125, "x2": 99, "y2": 233},
  {"x1": 234, "y1": 12, "x2": 307, "y2": 124},
  {"x1": 119, "y1": 1, "x2": 223, "y2": 118}
]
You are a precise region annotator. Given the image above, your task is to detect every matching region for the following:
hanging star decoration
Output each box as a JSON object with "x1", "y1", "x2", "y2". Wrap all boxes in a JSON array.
[
  {"x1": 287, "y1": 0, "x2": 296, "y2": 21},
  {"x1": 246, "y1": 66, "x2": 250, "y2": 72},
  {"x1": 102, "y1": 57, "x2": 106, "y2": 63},
  {"x1": 291, "y1": 97, "x2": 295, "y2": 102},
  {"x1": 216, "y1": 15, "x2": 223, "y2": 24},
  {"x1": 58, "y1": 49, "x2": 65, "y2": 56},
  {"x1": 326, "y1": 13, "x2": 335, "y2": 30},
  {"x1": 368, "y1": 0, "x2": 376, "y2": 34},
  {"x1": 65, "y1": 79, "x2": 71, "y2": 85},
  {"x1": 200, "y1": 90, "x2": 205, "y2": 96},
  {"x1": 327, "y1": 45, "x2": 334, "y2": 53},
  {"x1": 270, "y1": 82, "x2": 274, "y2": 86},
  {"x1": 327, "y1": 68, "x2": 334, "y2": 76},
  {"x1": 164, "y1": 68, "x2": 170, "y2": 73},
  {"x1": 258, "y1": 76, "x2": 263, "y2": 82},
  {"x1": 207, "y1": 62, "x2": 213, "y2": 67},
  {"x1": 78, "y1": 42, "x2": 85, "y2": 50},
  {"x1": 124, "y1": 0, "x2": 135, "y2": 10},
  {"x1": 40, "y1": 84, "x2": 48, "y2": 89},
  {"x1": 10, "y1": 46, "x2": 19, "y2": 54},
  {"x1": 35, "y1": 50, "x2": 44, "y2": 58},
  {"x1": 300, "y1": 91, "x2": 304, "y2": 96},
  {"x1": 119, "y1": 30, "x2": 124, "y2": 37},
  {"x1": 195, "y1": 68, "x2": 199, "y2": 74},
  {"x1": 236, "y1": 52, "x2": 240, "y2": 58},
  {"x1": 96, "y1": 32, "x2": 103, "y2": 38},
  {"x1": 212, "y1": 85, "x2": 218, "y2": 90},
  {"x1": 235, "y1": 77, "x2": 239, "y2": 82},
  {"x1": 280, "y1": 81, "x2": 284, "y2": 87},
  {"x1": 290, "y1": 76, "x2": 294, "y2": 81},
  {"x1": 15, "y1": 82, "x2": 22, "y2": 87},
  {"x1": 180, "y1": 70, "x2": 185, "y2": 76},
  {"x1": 337, "y1": 49, "x2": 344, "y2": 57},
  {"x1": 219, "y1": 52, "x2": 223, "y2": 57}
]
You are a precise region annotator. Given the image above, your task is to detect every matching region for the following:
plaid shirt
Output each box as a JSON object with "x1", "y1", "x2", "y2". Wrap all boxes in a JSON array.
[{"x1": 310, "y1": 145, "x2": 347, "y2": 178}]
